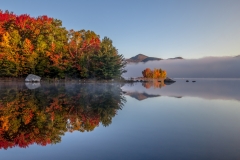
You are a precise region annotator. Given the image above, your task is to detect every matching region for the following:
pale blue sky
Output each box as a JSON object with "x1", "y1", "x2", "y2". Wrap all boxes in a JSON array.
[{"x1": 1, "y1": 0, "x2": 240, "y2": 59}]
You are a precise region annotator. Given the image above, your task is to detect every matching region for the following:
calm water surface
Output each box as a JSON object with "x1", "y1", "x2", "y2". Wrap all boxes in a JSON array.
[{"x1": 0, "y1": 79, "x2": 240, "y2": 160}]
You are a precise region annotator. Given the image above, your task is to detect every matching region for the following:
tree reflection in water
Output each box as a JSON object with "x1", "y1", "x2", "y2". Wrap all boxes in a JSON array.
[
  {"x1": 0, "y1": 83, "x2": 126, "y2": 149},
  {"x1": 142, "y1": 80, "x2": 166, "y2": 89}
]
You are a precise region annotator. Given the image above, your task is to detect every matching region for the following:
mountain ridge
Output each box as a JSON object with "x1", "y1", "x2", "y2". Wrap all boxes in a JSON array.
[
  {"x1": 168, "y1": 57, "x2": 184, "y2": 60},
  {"x1": 126, "y1": 54, "x2": 183, "y2": 63},
  {"x1": 126, "y1": 54, "x2": 161, "y2": 63}
]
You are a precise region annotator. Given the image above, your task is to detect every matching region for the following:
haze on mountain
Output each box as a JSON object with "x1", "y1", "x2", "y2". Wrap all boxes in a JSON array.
[
  {"x1": 126, "y1": 54, "x2": 183, "y2": 63},
  {"x1": 126, "y1": 54, "x2": 161, "y2": 63},
  {"x1": 167, "y1": 57, "x2": 184, "y2": 60},
  {"x1": 123, "y1": 55, "x2": 240, "y2": 78}
]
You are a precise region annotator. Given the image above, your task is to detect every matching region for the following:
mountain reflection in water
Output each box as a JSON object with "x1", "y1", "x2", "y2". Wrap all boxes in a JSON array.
[
  {"x1": 122, "y1": 79, "x2": 240, "y2": 101},
  {"x1": 0, "y1": 83, "x2": 125, "y2": 149}
]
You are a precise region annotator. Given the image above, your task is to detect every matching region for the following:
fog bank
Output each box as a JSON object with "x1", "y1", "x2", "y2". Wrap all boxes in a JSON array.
[{"x1": 123, "y1": 57, "x2": 240, "y2": 78}]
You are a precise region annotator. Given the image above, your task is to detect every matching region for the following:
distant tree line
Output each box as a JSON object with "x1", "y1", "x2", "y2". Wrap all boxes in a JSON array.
[
  {"x1": 142, "y1": 68, "x2": 167, "y2": 79},
  {"x1": 0, "y1": 10, "x2": 126, "y2": 79}
]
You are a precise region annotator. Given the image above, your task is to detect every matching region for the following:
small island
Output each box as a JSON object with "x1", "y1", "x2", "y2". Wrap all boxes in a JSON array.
[{"x1": 127, "y1": 68, "x2": 175, "y2": 84}]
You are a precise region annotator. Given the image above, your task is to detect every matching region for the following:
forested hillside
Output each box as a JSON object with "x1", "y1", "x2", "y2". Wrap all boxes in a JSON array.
[{"x1": 0, "y1": 10, "x2": 126, "y2": 79}]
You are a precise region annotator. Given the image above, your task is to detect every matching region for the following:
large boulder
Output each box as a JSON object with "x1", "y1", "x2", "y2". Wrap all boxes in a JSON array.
[{"x1": 25, "y1": 74, "x2": 41, "y2": 82}]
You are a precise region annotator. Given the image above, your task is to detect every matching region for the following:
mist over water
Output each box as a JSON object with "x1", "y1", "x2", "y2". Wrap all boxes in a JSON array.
[
  {"x1": 122, "y1": 79, "x2": 240, "y2": 101},
  {"x1": 1, "y1": 81, "x2": 240, "y2": 159},
  {"x1": 123, "y1": 57, "x2": 240, "y2": 78}
]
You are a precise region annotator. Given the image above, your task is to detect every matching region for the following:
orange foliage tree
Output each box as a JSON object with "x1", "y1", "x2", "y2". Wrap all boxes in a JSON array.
[
  {"x1": 0, "y1": 10, "x2": 126, "y2": 79},
  {"x1": 142, "y1": 68, "x2": 167, "y2": 78}
]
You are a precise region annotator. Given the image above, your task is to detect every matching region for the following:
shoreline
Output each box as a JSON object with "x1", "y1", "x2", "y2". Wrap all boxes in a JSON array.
[
  {"x1": 0, "y1": 77, "x2": 132, "y2": 84},
  {"x1": 0, "y1": 77, "x2": 174, "y2": 84}
]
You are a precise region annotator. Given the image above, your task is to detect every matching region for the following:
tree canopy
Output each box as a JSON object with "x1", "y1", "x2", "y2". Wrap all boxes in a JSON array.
[
  {"x1": 0, "y1": 10, "x2": 126, "y2": 79},
  {"x1": 142, "y1": 68, "x2": 167, "y2": 79}
]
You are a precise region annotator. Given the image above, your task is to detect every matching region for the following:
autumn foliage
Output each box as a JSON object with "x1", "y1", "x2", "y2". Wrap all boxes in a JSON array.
[
  {"x1": 0, "y1": 10, "x2": 126, "y2": 79},
  {"x1": 142, "y1": 68, "x2": 167, "y2": 79},
  {"x1": 0, "y1": 83, "x2": 125, "y2": 149}
]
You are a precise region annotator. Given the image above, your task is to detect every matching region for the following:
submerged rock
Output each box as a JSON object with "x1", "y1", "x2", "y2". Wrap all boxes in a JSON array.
[{"x1": 25, "y1": 74, "x2": 41, "y2": 82}]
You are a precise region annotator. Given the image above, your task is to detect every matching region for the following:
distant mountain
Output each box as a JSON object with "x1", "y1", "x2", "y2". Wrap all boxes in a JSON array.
[
  {"x1": 126, "y1": 54, "x2": 162, "y2": 63},
  {"x1": 168, "y1": 57, "x2": 184, "y2": 60},
  {"x1": 126, "y1": 54, "x2": 184, "y2": 63},
  {"x1": 142, "y1": 57, "x2": 162, "y2": 62},
  {"x1": 236, "y1": 55, "x2": 240, "y2": 58}
]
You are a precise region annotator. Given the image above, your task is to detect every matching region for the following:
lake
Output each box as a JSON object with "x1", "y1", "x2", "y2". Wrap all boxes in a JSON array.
[{"x1": 0, "y1": 79, "x2": 240, "y2": 160}]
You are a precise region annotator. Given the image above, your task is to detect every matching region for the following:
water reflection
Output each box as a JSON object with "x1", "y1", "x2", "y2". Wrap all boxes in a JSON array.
[
  {"x1": 0, "y1": 83, "x2": 125, "y2": 149},
  {"x1": 142, "y1": 80, "x2": 166, "y2": 89},
  {"x1": 122, "y1": 79, "x2": 240, "y2": 101},
  {"x1": 25, "y1": 82, "x2": 41, "y2": 89}
]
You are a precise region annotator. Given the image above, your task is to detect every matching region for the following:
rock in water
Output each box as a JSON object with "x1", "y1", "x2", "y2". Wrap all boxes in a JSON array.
[
  {"x1": 164, "y1": 77, "x2": 176, "y2": 85},
  {"x1": 25, "y1": 74, "x2": 41, "y2": 82},
  {"x1": 164, "y1": 77, "x2": 176, "y2": 83}
]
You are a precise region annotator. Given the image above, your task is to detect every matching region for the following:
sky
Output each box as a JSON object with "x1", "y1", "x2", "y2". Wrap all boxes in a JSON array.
[{"x1": 1, "y1": 0, "x2": 240, "y2": 59}]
